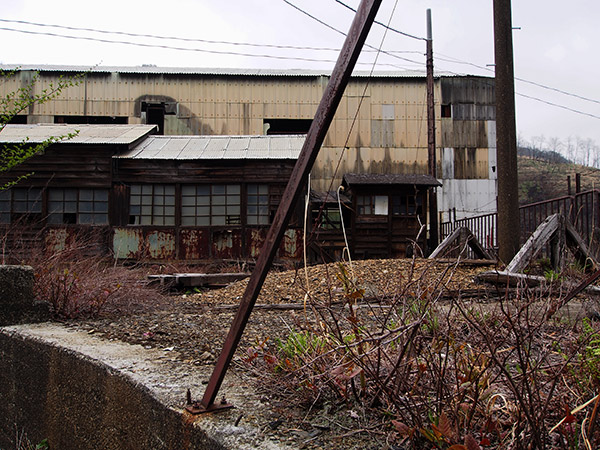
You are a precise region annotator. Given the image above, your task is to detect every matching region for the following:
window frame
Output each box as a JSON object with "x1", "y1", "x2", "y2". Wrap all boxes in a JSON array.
[{"x1": 129, "y1": 184, "x2": 176, "y2": 226}]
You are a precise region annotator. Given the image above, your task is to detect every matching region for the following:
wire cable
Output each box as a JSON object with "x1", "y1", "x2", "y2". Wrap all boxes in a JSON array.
[{"x1": 332, "y1": 0, "x2": 426, "y2": 41}]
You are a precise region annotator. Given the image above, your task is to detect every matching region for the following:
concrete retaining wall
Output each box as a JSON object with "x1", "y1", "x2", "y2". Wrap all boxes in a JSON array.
[
  {"x1": 0, "y1": 265, "x2": 49, "y2": 326},
  {"x1": 0, "y1": 324, "x2": 289, "y2": 450}
]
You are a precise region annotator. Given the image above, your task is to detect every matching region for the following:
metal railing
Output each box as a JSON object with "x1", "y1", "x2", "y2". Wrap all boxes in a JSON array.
[{"x1": 439, "y1": 190, "x2": 600, "y2": 257}]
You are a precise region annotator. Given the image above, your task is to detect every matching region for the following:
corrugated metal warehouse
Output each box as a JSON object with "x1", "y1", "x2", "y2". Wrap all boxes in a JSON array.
[{"x1": 0, "y1": 65, "x2": 497, "y2": 261}]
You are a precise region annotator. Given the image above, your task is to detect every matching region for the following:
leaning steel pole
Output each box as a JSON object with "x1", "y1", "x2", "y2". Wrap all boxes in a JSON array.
[
  {"x1": 494, "y1": 0, "x2": 520, "y2": 263},
  {"x1": 198, "y1": 0, "x2": 383, "y2": 412}
]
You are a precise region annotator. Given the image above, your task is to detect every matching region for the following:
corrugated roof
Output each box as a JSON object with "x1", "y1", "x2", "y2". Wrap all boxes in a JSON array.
[
  {"x1": 0, "y1": 64, "x2": 462, "y2": 79},
  {"x1": 117, "y1": 135, "x2": 305, "y2": 160},
  {"x1": 0, "y1": 124, "x2": 157, "y2": 145},
  {"x1": 343, "y1": 173, "x2": 441, "y2": 187}
]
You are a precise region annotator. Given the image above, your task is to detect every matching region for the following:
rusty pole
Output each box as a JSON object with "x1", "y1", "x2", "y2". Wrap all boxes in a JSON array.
[
  {"x1": 199, "y1": 0, "x2": 383, "y2": 411},
  {"x1": 426, "y1": 8, "x2": 439, "y2": 252}
]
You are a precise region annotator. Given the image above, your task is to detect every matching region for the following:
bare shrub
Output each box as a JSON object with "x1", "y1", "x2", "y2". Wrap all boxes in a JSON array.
[
  {"x1": 242, "y1": 257, "x2": 600, "y2": 449},
  {"x1": 5, "y1": 226, "x2": 167, "y2": 319}
]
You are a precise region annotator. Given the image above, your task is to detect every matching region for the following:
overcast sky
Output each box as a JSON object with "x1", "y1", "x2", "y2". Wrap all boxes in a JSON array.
[{"x1": 1, "y1": 0, "x2": 599, "y2": 149}]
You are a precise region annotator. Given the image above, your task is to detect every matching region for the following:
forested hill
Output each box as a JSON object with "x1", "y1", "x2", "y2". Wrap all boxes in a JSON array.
[{"x1": 517, "y1": 146, "x2": 600, "y2": 204}]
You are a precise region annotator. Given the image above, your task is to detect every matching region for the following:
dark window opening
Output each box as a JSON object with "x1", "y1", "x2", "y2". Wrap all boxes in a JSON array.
[
  {"x1": 392, "y1": 194, "x2": 423, "y2": 216},
  {"x1": 54, "y1": 116, "x2": 128, "y2": 124},
  {"x1": 141, "y1": 102, "x2": 177, "y2": 136},
  {"x1": 441, "y1": 104, "x2": 452, "y2": 118},
  {"x1": 264, "y1": 119, "x2": 312, "y2": 135},
  {"x1": 7, "y1": 115, "x2": 27, "y2": 124}
]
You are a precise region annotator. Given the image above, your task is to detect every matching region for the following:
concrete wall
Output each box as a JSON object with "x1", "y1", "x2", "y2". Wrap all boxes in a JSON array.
[
  {"x1": 0, "y1": 326, "x2": 225, "y2": 450},
  {"x1": 0, "y1": 323, "x2": 295, "y2": 450},
  {"x1": 0, "y1": 265, "x2": 49, "y2": 327}
]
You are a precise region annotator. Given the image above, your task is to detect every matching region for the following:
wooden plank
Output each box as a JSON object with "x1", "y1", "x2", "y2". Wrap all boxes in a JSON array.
[{"x1": 506, "y1": 214, "x2": 560, "y2": 273}]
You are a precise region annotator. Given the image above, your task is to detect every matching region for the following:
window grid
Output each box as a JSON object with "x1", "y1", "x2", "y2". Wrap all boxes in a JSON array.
[
  {"x1": 357, "y1": 195, "x2": 373, "y2": 215},
  {"x1": 247, "y1": 184, "x2": 269, "y2": 225},
  {"x1": 181, "y1": 185, "x2": 241, "y2": 226},
  {"x1": 0, "y1": 188, "x2": 43, "y2": 224},
  {"x1": 48, "y1": 188, "x2": 108, "y2": 225},
  {"x1": 129, "y1": 184, "x2": 175, "y2": 226}
]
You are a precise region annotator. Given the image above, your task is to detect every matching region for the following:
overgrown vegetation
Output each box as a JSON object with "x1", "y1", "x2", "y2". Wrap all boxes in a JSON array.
[
  {"x1": 242, "y1": 258, "x2": 600, "y2": 449},
  {"x1": 5, "y1": 226, "x2": 167, "y2": 320}
]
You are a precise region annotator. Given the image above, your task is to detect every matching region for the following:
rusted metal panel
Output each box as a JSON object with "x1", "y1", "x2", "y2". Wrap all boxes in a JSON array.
[
  {"x1": 45, "y1": 226, "x2": 110, "y2": 258},
  {"x1": 211, "y1": 229, "x2": 243, "y2": 259},
  {"x1": 280, "y1": 228, "x2": 303, "y2": 259},
  {"x1": 113, "y1": 227, "x2": 176, "y2": 259},
  {"x1": 45, "y1": 228, "x2": 69, "y2": 254},
  {"x1": 179, "y1": 228, "x2": 210, "y2": 260},
  {"x1": 113, "y1": 227, "x2": 144, "y2": 259},
  {"x1": 248, "y1": 228, "x2": 267, "y2": 259},
  {"x1": 146, "y1": 230, "x2": 176, "y2": 259}
]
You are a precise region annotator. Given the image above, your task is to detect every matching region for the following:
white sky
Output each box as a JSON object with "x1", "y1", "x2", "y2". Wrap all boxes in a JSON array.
[{"x1": 1, "y1": 0, "x2": 599, "y2": 149}]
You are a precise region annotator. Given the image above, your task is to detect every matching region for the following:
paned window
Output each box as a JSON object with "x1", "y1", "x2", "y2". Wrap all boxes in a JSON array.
[
  {"x1": 357, "y1": 195, "x2": 388, "y2": 216},
  {"x1": 181, "y1": 185, "x2": 241, "y2": 226},
  {"x1": 48, "y1": 188, "x2": 108, "y2": 224},
  {"x1": 247, "y1": 184, "x2": 269, "y2": 225},
  {"x1": 0, "y1": 187, "x2": 43, "y2": 224},
  {"x1": 129, "y1": 184, "x2": 175, "y2": 226},
  {"x1": 392, "y1": 194, "x2": 423, "y2": 216}
]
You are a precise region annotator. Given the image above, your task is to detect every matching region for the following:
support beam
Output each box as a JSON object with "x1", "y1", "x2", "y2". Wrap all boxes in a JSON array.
[{"x1": 198, "y1": 0, "x2": 383, "y2": 411}]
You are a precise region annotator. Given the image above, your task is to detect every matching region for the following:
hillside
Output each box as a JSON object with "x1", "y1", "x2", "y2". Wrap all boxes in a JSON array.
[{"x1": 518, "y1": 155, "x2": 600, "y2": 204}]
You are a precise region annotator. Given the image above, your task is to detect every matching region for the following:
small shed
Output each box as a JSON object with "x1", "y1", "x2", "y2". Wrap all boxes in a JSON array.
[{"x1": 342, "y1": 173, "x2": 441, "y2": 258}]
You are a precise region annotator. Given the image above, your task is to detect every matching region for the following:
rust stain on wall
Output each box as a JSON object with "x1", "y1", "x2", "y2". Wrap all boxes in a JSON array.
[
  {"x1": 179, "y1": 229, "x2": 209, "y2": 260},
  {"x1": 212, "y1": 229, "x2": 242, "y2": 259}
]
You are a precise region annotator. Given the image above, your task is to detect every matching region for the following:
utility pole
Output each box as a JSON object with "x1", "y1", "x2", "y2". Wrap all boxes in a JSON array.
[
  {"x1": 426, "y1": 8, "x2": 438, "y2": 251},
  {"x1": 195, "y1": 0, "x2": 383, "y2": 413},
  {"x1": 494, "y1": 0, "x2": 520, "y2": 263}
]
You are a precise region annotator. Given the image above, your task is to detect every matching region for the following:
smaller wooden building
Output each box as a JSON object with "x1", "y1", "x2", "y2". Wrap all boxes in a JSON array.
[{"x1": 0, "y1": 124, "x2": 441, "y2": 263}]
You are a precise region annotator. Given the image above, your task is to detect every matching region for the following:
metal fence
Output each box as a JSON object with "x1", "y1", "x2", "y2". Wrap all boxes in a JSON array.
[{"x1": 439, "y1": 190, "x2": 600, "y2": 258}]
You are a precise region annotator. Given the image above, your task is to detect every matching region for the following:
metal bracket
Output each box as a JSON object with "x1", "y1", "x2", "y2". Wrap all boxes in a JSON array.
[{"x1": 185, "y1": 390, "x2": 233, "y2": 415}]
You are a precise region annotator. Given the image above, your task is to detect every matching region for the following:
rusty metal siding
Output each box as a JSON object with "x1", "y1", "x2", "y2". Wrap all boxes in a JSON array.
[
  {"x1": 211, "y1": 229, "x2": 243, "y2": 259},
  {"x1": 179, "y1": 229, "x2": 210, "y2": 260},
  {"x1": 112, "y1": 228, "x2": 176, "y2": 260}
]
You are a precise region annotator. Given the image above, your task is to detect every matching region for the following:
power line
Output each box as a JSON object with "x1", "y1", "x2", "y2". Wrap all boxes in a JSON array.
[
  {"x1": 332, "y1": 0, "x2": 426, "y2": 41},
  {"x1": 0, "y1": 18, "x2": 343, "y2": 53},
  {"x1": 282, "y1": 0, "x2": 424, "y2": 66},
  {"x1": 435, "y1": 52, "x2": 600, "y2": 105},
  {"x1": 0, "y1": 26, "x2": 405, "y2": 68}
]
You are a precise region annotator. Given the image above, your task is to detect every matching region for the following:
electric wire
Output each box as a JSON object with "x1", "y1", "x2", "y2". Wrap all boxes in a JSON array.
[
  {"x1": 282, "y1": 0, "x2": 425, "y2": 66},
  {"x1": 1, "y1": 11, "x2": 597, "y2": 121},
  {"x1": 332, "y1": 0, "x2": 426, "y2": 41},
  {"x1": 1, "y1": 16, "x2": 597, "y2": 107}
]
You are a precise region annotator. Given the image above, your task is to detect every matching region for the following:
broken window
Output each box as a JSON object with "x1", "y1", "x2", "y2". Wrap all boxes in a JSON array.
[
  {"x1": 247, "y1": 184, "x2": 269, "y2": 225},
  {"x1": 181, "y1": 184, "x2": 241, "y2": 226},
  {"x1": 0, "y1": 187, "x2": 43, "y2": 223},
  {"x1": 129, "y1": 184, "x2": 175, "y2": 226},
  {"x1": 48, "y1": 188, "x2": 108, "y2": 225}
]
